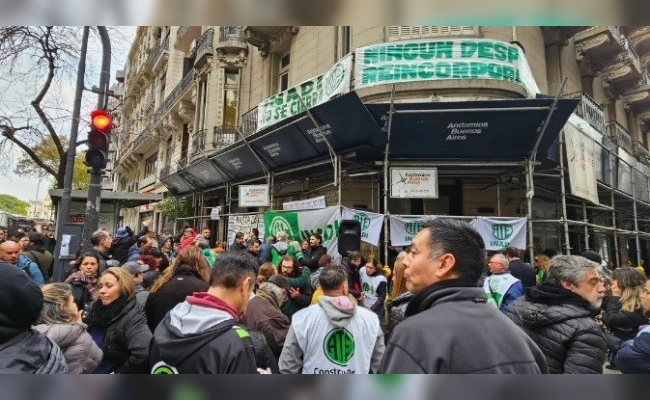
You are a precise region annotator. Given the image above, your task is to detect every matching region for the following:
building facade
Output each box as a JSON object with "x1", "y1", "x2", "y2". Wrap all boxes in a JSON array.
[{"x1": 112, "y1": 26, "x2": 650, "y2": 268}]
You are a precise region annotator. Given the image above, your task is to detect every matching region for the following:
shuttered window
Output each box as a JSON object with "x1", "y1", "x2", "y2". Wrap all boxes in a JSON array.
[{"x1": 387, "y1": 26, "x2": 478, "y2": 41}]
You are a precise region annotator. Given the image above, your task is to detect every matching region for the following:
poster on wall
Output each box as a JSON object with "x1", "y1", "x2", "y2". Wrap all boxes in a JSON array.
[
  {"x1": 227, "y1": 214, "x2": 260, "y2": 246},
  {"x1": 341, "y1": 207, "x2": 384, "y2": 247},
  {"x1": 390, "y1": 167, "x2": 438, "y2": 198},
  {"x1": 263, "y1": 207, "x2": 341, "y2": 258},
  {"x1": 564, "y1": 124, "x2": 599, "y2": 205}
]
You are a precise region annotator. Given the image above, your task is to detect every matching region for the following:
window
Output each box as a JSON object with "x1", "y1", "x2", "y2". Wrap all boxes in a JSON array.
[
  {"x1": 279, "y1": 53, "x2": 290, "y2": 91},
  {"x1": 339, "y1": 26, "x2": 351, "y2": 58},
  {"x1": 387, "y1": 26, "x2": 478, "y2": 41},
  {"x1": 144, "y1": 153, "x2": 158, "y2": 177},
  {"x1": 223, "y1": 71, "x2": 240, "y2": 126}
]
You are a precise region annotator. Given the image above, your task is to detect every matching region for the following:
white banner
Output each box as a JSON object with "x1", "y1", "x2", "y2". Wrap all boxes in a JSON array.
[
  {"x1": 342, "y1": 207, "x2": 385, "y2": 247},
  {"x1": 564, "y1": 124, "x2": 599, "y2": 204},
  {"x1": 227, "y1": 214, "x2": 260, "y2": 246},
  {"x1": 390, "y1": 167, "x2": 438, "y2": 198},
  {"x1": 239, "y1": 185, "x2": 270, "y2": 207},
  {"x1": 389, "y1": 215, "x2": 432, "y2": 247},
  {"x1": 264, "y1": 206, "x2": 341, "y2": 258},
  {"x1": 257, "y1": 54, "x2": 353, "y2": 132},
  {"x1": 282, "y1": 195, "x2": 326, "y2": 211},
  {"x1": 473, "y1": 217, "x2": 527, "y2": 251}
]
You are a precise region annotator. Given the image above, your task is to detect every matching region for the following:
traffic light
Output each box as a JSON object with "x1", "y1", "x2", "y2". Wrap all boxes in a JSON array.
[
  {"x1": 85, "y1": 109, "x2": 113, "y2": 169},
  {"x1": 338, "y1": 219, "x2": 361, "y2": 257}
]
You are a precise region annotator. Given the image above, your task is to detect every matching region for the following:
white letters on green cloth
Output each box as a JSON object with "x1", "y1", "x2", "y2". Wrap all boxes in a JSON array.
[{"x1": 483, "y1": 273, "x2": 519, "y2": 309}]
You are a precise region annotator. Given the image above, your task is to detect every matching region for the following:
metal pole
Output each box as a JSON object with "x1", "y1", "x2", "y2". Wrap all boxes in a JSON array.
[
  {"x1": 525, "y1": 160, "x2": 535, "y2": 264},
  {"x1": 611, "y1": 157, "x2": 620, "y2": 267},
  {"x1": 383, "y1": 85, "x2": 396, "y2": 266},
  {"x1": 583, "y1": 201, "x2": 590, "y2": 250},
  {"x1": 81, "y1": 26, "x2": 111, "y2": 252},
  {"x1": 337, "y1": 155, "x2": 342, "y2": 206},
  {"x1": 558, "y1": 129, "x2": 571, "y2": 254},
  {"x1": 496, "y1": 179, "x2": 502, "y2": 216},
  {"x1": 632, "y1": 174, "x2": 641, "y2": 266},
  {"x1": 52, "y1": 27, "x2": 89, "y2": 282}
]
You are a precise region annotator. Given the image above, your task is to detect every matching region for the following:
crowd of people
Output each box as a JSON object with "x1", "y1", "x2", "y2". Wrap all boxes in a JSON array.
[{"x1": 0, "y1": 219, "x2": 649, "y2": 374}]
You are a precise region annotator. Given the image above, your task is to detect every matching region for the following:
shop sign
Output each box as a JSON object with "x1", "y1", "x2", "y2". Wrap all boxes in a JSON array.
[
  {"x1": 257, "y1": 54, "x2": 352, "y2": 131},
  {"x1": 356, "y1": 39, "x2": 524, "y2": 88},
  {"x1": 239, "y1": 185, "x2": 270, "y2": 207},
  {"x1": 390, "y1": 167, "x2": 438, "y2": 198}
]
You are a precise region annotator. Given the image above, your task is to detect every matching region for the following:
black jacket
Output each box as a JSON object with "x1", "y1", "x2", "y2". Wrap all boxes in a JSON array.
[
  {"x1": 110, "y1": 226, "x2": 149, "y2": 264},
  {"x1": 144, "y1": 270, "x2": 209, "y2": 332},
  {"x1": 385, "y1": 291, "x2": 413, "y2": 339},
  {"x1": 380, "y1": 279, "x2": 548, "y2": 374},
  {"x1": 302, "y1": 245, "x2": 327, "y2": 273},
  {"x1": 508, "y1": 259, "x2": 536, "y2": 289},
  {"x1": 149, "y1": 300, "x2": 258, "y2": 374},
  {"x1": 87, "y1": 299, "x2": 152, "y2": 374},
  {"x1": 602, "y1": 296, "x2": 649, "y2": 341},
  {"x1": 506, "y1": 282, "x2": 607, "y2": 374}
]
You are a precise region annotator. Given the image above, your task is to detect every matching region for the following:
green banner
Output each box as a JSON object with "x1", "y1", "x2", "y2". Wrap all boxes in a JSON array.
[{"x1": 355, "y1": 39, "x2": 523, "y2": 88}]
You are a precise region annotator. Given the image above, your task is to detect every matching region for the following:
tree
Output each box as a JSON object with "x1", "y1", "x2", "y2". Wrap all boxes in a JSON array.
[
  {"x1": 0, "y1": 194, "x2": 29, "y2": 215},
  {"x1": 14, "y1": 135, "x2": 90, "y2": 190},
  {"x1": 0, "y1": 26, "x2": 132, "y2": 189}
]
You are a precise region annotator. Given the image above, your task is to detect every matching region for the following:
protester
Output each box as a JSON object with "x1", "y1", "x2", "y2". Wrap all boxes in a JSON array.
[
  {"x1": 504, "y1": 247, "x2": 536, "y2": 289},
  {"x1": 615, "y1": 277, "x2": 650, "y2": 373},
  {"x1": 86, "y1": 267, "x2": 151, "y2": 374},
  {"x1": 0, "y1": 262, "x2": 67, "y2": 373},
  {"x1": 359, "y1": 257, "x2": 387, "y2": 318},
  {"x1": 483, "y1": 253, "x2": 524, "y2": 313},
  {"x1": 65, "y1": 252, "x2": 101, "y2": 319},
  {"x1": 534, "y1": 253, "x2": 551, "y2": 284},
  {"x1": 302, "y1": 234, "x2": 327, "y2": 273},
  {"x1": 23, "y1": 232, "x2": 54, "y2": 282},
  {"x1": 279, "y1": 255, "x2": 312, "y2": 320},
  {"x1": 385, "y1": 254, "x2": 412, "y2": 339},
  {"x1": 506, "y1": 255, "x2": 608, "y2": 374},
  {"x1": 33, "y1": 283, "x2": 103, "y2": 373},
  {"x1": 0, "y1": 240, "x2": 45, "y2": 286},
  {"x1": 380, "y1": 219, "x2": 548, "y2": 374}
]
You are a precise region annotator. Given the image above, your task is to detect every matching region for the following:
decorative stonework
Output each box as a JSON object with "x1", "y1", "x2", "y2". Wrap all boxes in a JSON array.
[
  {"x1": 216, "y1": 48, "x2": 248, "y2": 67},
  {"x1": 178, "y1": 100, "x2": 196, "y2": 123},
  {"x1": 244, "y1": 26, "x2": 299, "y2": 57}
]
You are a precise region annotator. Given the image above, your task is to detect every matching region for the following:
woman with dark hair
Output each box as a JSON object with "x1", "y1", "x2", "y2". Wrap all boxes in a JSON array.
[
  {"x1": 144, "y1": 245, "x2": 210, "y2": 332},
  {"x1": 65, "y1": 252, "x2": 101, "y2": 319},
  {"x1": 34, "y1": 283, "x2": 103, "y2": 373},
  {"x1": 86, "y1": 267, "x2": 151, "y2": 374},
  {"x1": 603, "y1": 267, "x2": 648, "y2": 368},
  {"x1": 359, "y1": 257, "x2": 387, "y2": 318}
]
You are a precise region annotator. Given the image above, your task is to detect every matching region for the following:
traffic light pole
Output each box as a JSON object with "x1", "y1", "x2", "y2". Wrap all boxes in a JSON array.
[
  {"x1": 52, "y1": 27, "x2": 90, "y2": 281},
  {"x1": 81, "y1": 26, "x2": 111, "y2": 252}
]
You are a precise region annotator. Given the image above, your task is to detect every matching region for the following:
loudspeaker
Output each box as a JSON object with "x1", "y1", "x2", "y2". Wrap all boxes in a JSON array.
[{"x1": 338, "y1": 219, "x2": 361, "y2": 257}]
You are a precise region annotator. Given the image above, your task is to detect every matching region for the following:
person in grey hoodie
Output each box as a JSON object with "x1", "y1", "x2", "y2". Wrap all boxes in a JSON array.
[{"x1": 279, "y1": 264, "x2": 385, "y2": 374}]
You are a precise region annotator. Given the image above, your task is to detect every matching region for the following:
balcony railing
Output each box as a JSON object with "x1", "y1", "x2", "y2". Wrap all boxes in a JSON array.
[
  {"x1": 633, "y1": 141, "x2": 650, "y2": 164},
  {"x1": 194, "y1": 29, "x2": 214, "y2": 67},
  {"x1": 154, "y1": 69, "x2": 195, "y2": 122},
  {"x1": 613, "y1": 121, "x2": 633, "y2": 151},
  {"x1": 624, "y1": 38, "x2": 642, "y2": 73},
  {"x1": 213, "y1": 125, "x2": 238, "y2": 150},
  {"x1": 191, "y1": 129, "x2": 207, "y2": 153},
  {"x1": 133, "y1": 125, "x2": 151, "y2": 150},
  {"x1": 241, "y1": 106, "x2": 258, "y2": 136},
  {"x1": 580, "y1": 93, "x2": 606, "y2": 133},
  {"x1": 609, "y1": 26, "x2": 623, "y2": 44},
  {"x1": 146, "y1": 35, "x2": 170, "y2": 71},
  {"x1": 219, "y1": 26, "x2": 246, "y2": 43}
]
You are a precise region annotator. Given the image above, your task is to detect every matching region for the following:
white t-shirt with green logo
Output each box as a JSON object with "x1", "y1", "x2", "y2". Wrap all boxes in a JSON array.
[{"x1": 359, "y1": 267, "x2": 387, "y2": 309}]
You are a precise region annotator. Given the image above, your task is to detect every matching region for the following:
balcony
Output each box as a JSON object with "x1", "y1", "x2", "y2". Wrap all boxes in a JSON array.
[
  {"x1": 622, "y1": 27, "x2": 650, "y2": 68},
  {"x1": 191, "y1": 129, "x2": 207, "y2": 153},
  {"x1": 241, "y1": 106, "x2": 258, "y2": 136},
  {"x1": 213, "y1": 125, "x2": 238, "y2": 151},
  {"x1": 571, "y1": 93, "x2": 606, "y2": 134},
  {"x1": 175, "y1": 26, "x2": 201, "y2": 52},
  {"x1": 622, "y1": 69, "x2": 650, "y2": 114},
  {"x1": 147, "y1": 35, "x2": 170, "y2": 74},
  {"x1": 215, "y1": 26, "x2": 248, "y2": 67},
  {"x1": 243, "y1": 26, "x2": 299, "y2": 57},
  {"x1": 153, "y1": 69, "x2": 196, "y2": 123},
  {"x1": 194, "y1": 29, "x2": 214, "y2": 68},
  {"x1": 138, "y1": 173, "x2": 157, "y2": 190},
  {"x1": 611, "y1": 121, "x2": 633, "y2": 152},
  {"x1": 132, "y1": 125, "x2": 153, "y2": 153}
]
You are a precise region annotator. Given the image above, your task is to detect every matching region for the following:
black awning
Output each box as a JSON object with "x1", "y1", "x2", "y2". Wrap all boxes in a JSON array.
[
  {"x1": 248, "y1": 91, "x2": 386, "y2": 169},
  {"x1": 210, "y1": 144, "x2": 266, "y2": 180},
  {"x1": 161, "y1": 173, "x2": 194, "y2": 195},
  {"x1": 184, "y1": 159, "x2": 228, "y2": 187},
  {"x1": 366, "y1": 97, "x2": 579, "y2": 160}
]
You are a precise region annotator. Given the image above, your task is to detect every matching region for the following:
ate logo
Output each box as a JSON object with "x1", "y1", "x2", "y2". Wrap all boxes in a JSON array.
[
  {"x1": 325, "y1": 62, "x2": 346, "y2": 96},
  {"x1": 323, "y1": 328, "x2": 355, "y2": 366},
  {"x1": 269, "y1": 216, "x2": 293, "y2": 237},
  {"x1": 492, "y1": 224, "x2": 513, "y2": 240},
  {"x1": 353, "y1": 213, "x2": 371, "y2": 231},
  {"x1": 405, "y1": 221, "x2": 422, "y2": 235}
]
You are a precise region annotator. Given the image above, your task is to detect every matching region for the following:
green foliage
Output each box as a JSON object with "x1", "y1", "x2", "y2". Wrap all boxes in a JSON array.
[
  {"x1": 158, "y1": 196, "x2": 194, "y2": 220},
  {"x1": 0, "y1": 194, "x2": 29, "y2": 215}
]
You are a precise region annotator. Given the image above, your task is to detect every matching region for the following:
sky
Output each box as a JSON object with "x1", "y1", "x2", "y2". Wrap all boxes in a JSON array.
[{"x1": 0, "y1": 26, "x2": 136, "y2": 204}]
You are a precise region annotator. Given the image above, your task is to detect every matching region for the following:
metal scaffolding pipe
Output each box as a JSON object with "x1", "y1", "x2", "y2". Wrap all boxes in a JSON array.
[
  {"x1": 383, "y1": 85, "x2": 396, "y2": 266},
  {"x1": 558, "y1": 130, "x2": 571, "y2": 254},
  {"x1": 583, "y1": 202, "x2": 590, "y2": 250},
  {"x1": 526, "y1": 160, "x2": 535, "y2": 263},
  {"x1": 632, "y1": 176, "x2": 641, "y2": 266},
  {"x1": 395, "y1": 106, "x2": 552, "y2": 114},
  {"x1": 496, "y1": 180, "x2": 502, "y2": 216}
]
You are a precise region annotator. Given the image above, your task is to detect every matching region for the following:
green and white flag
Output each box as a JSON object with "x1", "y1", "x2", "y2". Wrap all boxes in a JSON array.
[
  {"x1": 473, "y1": 217, "x2": 527, "y2": 251},
  {"x1": 263, "y1": 207, "x2": 342, "y2": 257},
  {"x1": 389, "y1": 215, "x2": 432, "y2": 247},
  {"x1": 341, "y1": 207, "x2": 384, "y2": 247}
]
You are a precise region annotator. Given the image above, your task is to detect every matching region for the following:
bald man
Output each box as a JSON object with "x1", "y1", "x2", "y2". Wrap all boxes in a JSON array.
[{"x1": 0, "y1": 241, "x2": 45, "y2": 286}]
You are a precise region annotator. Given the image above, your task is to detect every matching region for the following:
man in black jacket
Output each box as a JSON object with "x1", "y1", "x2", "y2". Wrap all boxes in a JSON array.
[
  {"x1": 149, "y1": 252, "x2": 262, "y2": 374},
  {"x1": 504, "y1": 247, "x2": 536, "y2": 289},
  {"x1": 506, "y1": 255, "x2": 608, "y2": 373},
  {"x1": 380, "y1": 219, "x2": 548, "y2": 374},
  {"x1": 302, "y1": 233, "x2": 327, "y2": 273}
]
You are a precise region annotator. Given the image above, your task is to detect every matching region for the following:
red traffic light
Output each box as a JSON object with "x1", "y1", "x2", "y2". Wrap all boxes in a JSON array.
[{"x1": 90, "y1": 109, "x2": 112, "y2": 132}]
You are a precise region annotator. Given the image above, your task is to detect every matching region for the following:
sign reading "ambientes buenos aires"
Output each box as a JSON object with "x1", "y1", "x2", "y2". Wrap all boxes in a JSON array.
[{"x1": 355, "y1": 38, "x2": 524, "y2": 88}]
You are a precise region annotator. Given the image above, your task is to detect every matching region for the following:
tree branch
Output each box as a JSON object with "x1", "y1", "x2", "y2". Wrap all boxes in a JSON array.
[{"x1": 1, "y1": 125, "x2": 58, "y2": 179}]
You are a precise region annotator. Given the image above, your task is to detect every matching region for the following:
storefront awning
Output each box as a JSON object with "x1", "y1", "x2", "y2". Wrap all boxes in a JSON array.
[{"x1": 366, "y1": 96, "x2": 579, "y2": 160}]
